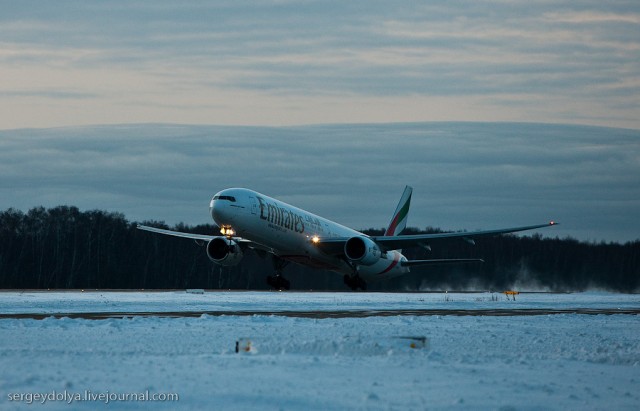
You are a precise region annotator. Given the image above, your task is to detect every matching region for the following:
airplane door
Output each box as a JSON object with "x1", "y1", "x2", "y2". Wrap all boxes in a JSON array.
[{"x1": 249, "y1": 197, "x2": 258, "y2": 215}]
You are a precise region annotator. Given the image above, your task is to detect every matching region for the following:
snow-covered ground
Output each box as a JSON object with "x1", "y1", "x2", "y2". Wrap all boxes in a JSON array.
[
  {"x1": 1, "y1": 290, "x2": 639, "y2": 314},
  {"x1": 0, "y1": 291, "x2": 638, "y2": 410}
]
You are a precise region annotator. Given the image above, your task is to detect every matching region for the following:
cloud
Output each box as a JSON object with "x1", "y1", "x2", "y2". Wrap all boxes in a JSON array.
[
  {"x1": 0, "y1": 1, "x2": 638, "y2": 129},
  {"x1": 0, "y1": 123, "x2": 638, "y2": 243}
]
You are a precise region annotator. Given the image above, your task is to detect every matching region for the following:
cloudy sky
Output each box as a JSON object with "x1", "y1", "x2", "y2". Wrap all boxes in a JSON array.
[
  {"x1": 1, "y1": 2, "x2": 639, "y2": 243},
  {"x1": 1, "y1": 123, "x2": 638, "y2": 243},
  {"x1": 1, "y1": 1, "x2": 639, "y2": 129}
]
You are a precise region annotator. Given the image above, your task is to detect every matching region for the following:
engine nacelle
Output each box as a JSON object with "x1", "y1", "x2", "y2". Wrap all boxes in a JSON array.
[
  {"x1": 344, "y1": 236, "x2": 381, "y2": 266},
  {"x1": 206, "y1": 237, "x2": 243, "y2": 266}
]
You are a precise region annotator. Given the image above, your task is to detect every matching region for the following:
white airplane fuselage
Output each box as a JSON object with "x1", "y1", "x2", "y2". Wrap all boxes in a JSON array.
[{"x1": 210, "y1": 188, "x2": 409, "y2": 280}]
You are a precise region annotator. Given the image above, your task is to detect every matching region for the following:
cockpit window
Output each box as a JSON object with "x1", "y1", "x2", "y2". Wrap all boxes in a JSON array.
[{"x1": 213, "y1": 195, "x2": 236, "y2": 202}]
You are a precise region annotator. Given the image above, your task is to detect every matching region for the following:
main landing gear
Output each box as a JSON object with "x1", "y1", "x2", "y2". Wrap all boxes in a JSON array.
[
  {"x1": 344, "y1": 274, "x2": 367, "y2": 291},
  {"x1": 343, "y1": 261, "x2": 367, "y2": 291},
  {"x1": 266, "y1": 256, "x2": 290, "y2": 291}
]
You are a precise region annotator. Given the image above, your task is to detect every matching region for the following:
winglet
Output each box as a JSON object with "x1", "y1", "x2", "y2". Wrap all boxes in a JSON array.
[{"x1": 385, "y1": 185, "x2": 413, "y2": 236}]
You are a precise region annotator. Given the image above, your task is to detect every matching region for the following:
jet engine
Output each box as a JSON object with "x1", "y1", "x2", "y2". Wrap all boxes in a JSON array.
[
  {"x1": 206, "y1": 237, "x2": 243, "y2": 266},
  {"x1": 344, "y1": 236, "x2": 381, "y2": 266}
]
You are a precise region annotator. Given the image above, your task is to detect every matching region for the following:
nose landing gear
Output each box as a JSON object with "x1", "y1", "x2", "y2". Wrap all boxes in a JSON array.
[
  {"x1": 266, "y1": 256, "x2": 290, "y2": 290},
  {"x1": 267, "y1": 274, "x2": 290, "y2": 291}
]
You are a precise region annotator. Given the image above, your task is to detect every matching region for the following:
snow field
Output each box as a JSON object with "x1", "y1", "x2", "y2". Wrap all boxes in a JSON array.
[{"x1": 1, "y1": 306, "x2": 639, "y2": 410}]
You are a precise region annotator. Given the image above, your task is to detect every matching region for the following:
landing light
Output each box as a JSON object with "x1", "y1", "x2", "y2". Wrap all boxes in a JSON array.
[
  {"x1": 220, "y1": 227, "x2": 235, "y2": 237},
  {"x1": 312, "y1": 235, "x2": 320, "y2": 244}
]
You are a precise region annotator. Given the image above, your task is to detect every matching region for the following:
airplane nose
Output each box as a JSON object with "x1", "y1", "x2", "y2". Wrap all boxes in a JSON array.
[
  {"x1": 211, "y1": 198, "x2": 232, "y2": 224},
  {"x1": 210, "y1": 199, "x2": 221, "y2": 221}
]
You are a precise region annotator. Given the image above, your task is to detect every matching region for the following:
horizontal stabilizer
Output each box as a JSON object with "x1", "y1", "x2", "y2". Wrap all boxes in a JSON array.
[{"x1": 401, "y1": 258, "x2": 484, "y2": 267}]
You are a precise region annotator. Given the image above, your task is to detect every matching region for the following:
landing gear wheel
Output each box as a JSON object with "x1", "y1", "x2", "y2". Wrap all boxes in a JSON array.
[
  {"x1": 267, "y1": 275, "x2": 290, "y2": 291},
  {"x1": 344, "y1": 274, "x2": 367, "y2": 291},
  {"x1": 358, "y1": 276, "x2": 367, "y2": 291},
  {"x1": 343, "y1": 275, "x2": 353, "y2": 290}
]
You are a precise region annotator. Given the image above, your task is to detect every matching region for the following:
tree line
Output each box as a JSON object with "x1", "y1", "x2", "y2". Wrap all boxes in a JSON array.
[{"x1": 1, "y1": 206, "x2": 638, "y2": 291}]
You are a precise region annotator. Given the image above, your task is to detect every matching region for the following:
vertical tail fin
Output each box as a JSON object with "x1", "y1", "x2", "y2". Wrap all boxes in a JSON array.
[{"x1": 385, "y1": 185, "x2": 412, "y2": 236}]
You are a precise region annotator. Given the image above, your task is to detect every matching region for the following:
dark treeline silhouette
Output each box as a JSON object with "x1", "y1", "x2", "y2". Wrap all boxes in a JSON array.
[{"x1": 1, "y1": 206, "x2": 638, "y2": 292}]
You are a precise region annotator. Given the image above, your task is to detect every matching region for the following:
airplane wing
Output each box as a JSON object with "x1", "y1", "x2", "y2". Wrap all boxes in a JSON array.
[
  {"x1": 315, "y1": 222, "x2": 557, "y2": 254},
  {"x1": 136, "y1": 224, "x2": 259, "y2": 247},
  {"x1": 137, "y1": 224, "x2": 218, "y2": 241},
  {"x1": 371, "y1": 222, "x2": 557, "y2": 251}
]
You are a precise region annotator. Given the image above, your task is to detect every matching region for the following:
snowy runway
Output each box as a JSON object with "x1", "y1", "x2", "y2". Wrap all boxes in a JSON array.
[
  {"x1": 2, "y1": 307, "x2": 639, "y2": 320},
  {"x1": 1, "y1": 291, "x2": 638, "y2": 410}
]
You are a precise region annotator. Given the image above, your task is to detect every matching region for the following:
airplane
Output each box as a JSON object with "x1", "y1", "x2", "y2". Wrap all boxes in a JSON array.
[{"x1": 137, "y1": 186, "x2": 557, "y2": 290}]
